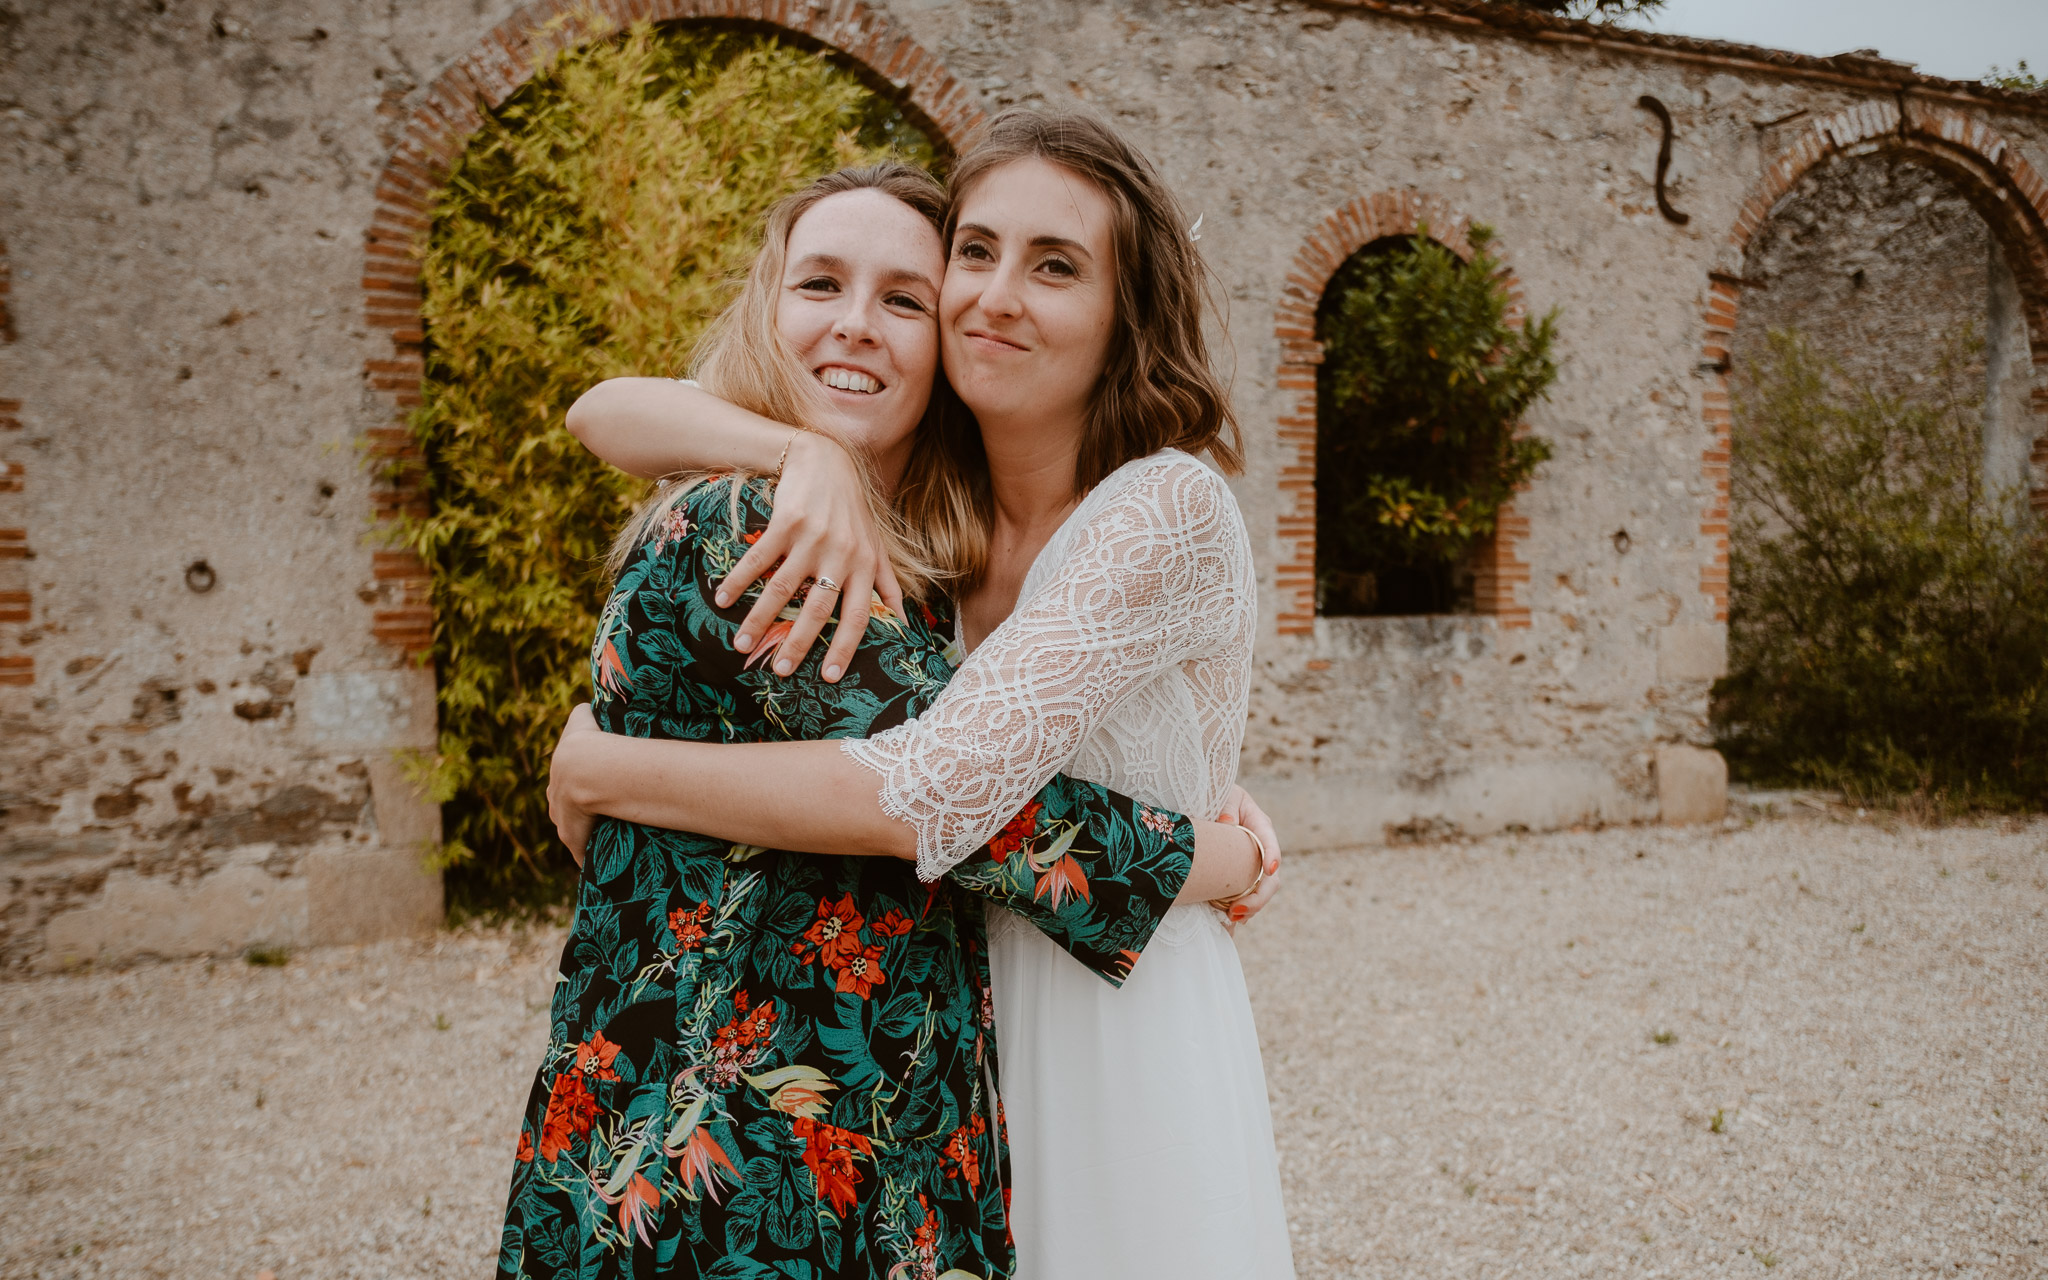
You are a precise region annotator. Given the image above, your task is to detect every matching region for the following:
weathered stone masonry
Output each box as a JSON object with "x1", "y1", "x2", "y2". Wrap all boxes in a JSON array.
[{"x1": 2, "y1": 0, "x2": 2044, "y2": 967}]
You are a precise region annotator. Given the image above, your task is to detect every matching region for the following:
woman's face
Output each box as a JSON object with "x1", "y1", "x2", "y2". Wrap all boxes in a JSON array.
[
  {"x1": 775, "y1": 188, "x2": 944, "y2": 459},
  {"x1": 940, "y1": 156, "x2": 1119, "y2": 435}
]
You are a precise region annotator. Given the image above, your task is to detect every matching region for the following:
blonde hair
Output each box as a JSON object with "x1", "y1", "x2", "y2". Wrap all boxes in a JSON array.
[
  {"x1": 605, "y1": 163, "x2": 950, "y2": 595},
  {"x1": 902, "y1": 106, "x2": 1245, "y2": 591}
]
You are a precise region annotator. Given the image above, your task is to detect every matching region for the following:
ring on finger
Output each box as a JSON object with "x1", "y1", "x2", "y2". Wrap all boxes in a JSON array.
[{"x1": 813, "y1": 575, "x2": 842, "y2": 594}]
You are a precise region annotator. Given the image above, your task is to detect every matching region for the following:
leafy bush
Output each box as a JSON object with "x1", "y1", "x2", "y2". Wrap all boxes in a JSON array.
[
  {"x1": 392, "y1": 17, "x2": 936, "y2": 915},
  {"x1": 1985, "y1": 61, "x2": 2045, "y2": 93},
  {"x1": 1315, "y1": 226, "x2": 1558, "y2": 614},
  {"x1": 1714, "y1": 328, "x2": 2048, "y2": 810}
]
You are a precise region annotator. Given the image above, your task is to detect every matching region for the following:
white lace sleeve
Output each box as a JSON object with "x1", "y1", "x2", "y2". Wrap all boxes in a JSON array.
[{"x1": 843, "y1": 454, "x2": 1253, "y2": 880}]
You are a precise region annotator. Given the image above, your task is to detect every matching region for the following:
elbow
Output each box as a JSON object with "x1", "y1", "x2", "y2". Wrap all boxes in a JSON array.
[{"x1": 563, "y1": 379, "x2": 622, "y2": 445}]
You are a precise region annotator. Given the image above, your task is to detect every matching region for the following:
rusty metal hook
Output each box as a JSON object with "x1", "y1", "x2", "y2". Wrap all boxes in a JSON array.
[{"x1": 1637, "y1": 95, "x2": 1691, "y2": 226}]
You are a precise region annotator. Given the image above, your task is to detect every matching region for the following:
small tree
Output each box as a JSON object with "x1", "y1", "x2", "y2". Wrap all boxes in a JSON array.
[
  {"x1": 1714, "y1": 328, "x2": 2048, "y2": 810},
  {"x1": 1985, "y1": 61, "x2": 2045, "y2": 93},
  {"x1": 1315, "y1": 227, "x2": 1558, "y2": 615},
  {"x1": 394, "y1": 18, "x2": 936, "y2": 915}
]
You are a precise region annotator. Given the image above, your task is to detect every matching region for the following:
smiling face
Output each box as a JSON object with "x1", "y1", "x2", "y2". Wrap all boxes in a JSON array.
[
  {"x1": 775, "y1": 187, "x2": 945, "y2": 473},
  {"x1": 940, "y1": 156, "x2": 1120, "y2": 447}
]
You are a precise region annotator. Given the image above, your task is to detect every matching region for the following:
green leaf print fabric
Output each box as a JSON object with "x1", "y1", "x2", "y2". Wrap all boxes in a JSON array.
[{"x1": 498, "y1": 478, "x2": 1197, "y2": 1279}]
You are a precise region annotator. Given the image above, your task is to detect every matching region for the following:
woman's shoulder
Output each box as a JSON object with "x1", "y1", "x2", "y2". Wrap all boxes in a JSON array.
[
  {"x1": 645, "y1": 473, "x2": 776, "y2": 555},
  {"x1": 1085, "y1": 448, "x2": 1242, "y2": 532}
]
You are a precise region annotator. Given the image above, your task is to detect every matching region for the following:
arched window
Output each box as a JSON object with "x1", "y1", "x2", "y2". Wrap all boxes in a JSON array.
[{"x1": 1311, "y1": 227, "x2": 1556, "y2": 618}]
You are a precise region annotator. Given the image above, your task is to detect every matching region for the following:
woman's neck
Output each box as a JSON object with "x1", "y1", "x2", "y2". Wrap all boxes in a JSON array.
[
  {"x1": 980, "y1": 406, "x2": 1084, "y2": 535},
  {"x1": 870, "y1": 434, "x2": 914, "y2": 504},
  {"x1": 956, "y1": 405, "x2": 1085, "y2": 653}
]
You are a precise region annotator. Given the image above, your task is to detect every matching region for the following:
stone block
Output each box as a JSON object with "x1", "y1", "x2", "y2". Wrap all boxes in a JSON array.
[
  {"x1": 1655, "y1": 746, "x2": 1728, "y2": 825},
  {"x1": 367, "y1": 754, "x2": 443, "y2": 849},
  {"x1": 1657, "y1": 624, "x2": 1728, "y2": 682},
  {"x1": 305, "y1": 843, "x2": 442, "y2": 946},
  {"x1": 300, "y1": 667, "x2": 439, "y2": 749},
  {"x1": 40, "y1": 864, "x2": 309, "y2": 968}
]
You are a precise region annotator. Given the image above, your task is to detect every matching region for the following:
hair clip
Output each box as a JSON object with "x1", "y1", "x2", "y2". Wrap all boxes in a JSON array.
[{"x1": 1187, "y1": 213, "x2": 1204, "y2": 243}]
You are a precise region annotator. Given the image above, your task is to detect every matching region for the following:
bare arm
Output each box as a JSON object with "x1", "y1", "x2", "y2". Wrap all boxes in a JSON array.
[
  {"x1": 565, "y1": 377, "x2": 792, "y2": 478},
  {"x1": 566, "y1": 376, "x2": 902, "y2": 678},
  {"x1": 546, "y1": 707, "x2": 1264, "y2": 904}
]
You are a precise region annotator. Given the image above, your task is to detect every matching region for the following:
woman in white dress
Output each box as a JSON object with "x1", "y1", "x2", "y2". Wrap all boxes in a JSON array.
[{"x1": 550, "y1": 107, "x2": 1294, "y2": 1278}]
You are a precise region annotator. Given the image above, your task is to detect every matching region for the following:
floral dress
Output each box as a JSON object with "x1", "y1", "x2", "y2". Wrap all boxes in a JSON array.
[{"x1": 497, "y1": 478, "x2": 1196, "y2": 1280}]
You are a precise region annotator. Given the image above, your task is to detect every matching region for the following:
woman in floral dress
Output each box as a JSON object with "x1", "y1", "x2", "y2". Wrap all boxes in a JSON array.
[
  {"x1": 497, "y1": 165, "x2": 1269, "y2": 1279},
  {"x1": 549, "y1": 109, "x2": 1293, "y2": 1279}
]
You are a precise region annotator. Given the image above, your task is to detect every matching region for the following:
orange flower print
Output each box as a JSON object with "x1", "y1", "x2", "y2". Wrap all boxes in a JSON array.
[
  {"x1": 794, "y1": 895, "x2": 867, "y2": 967},
  {"x1": 1032, "y1": 853, "x2": 1091, "y2": 909},
  {"x1": 1138, "y1": 805, "x2": 1175, "y2": 835},
  {"x1": 792, "y1": 1116, "x2": 872, "y2": 1217},
  {"x1": 574, "y1": 1029, "x2": 621, "y2": 1081},
  {"x1": 741, "y1": 618, "x2": 796, "y2": 671},
  {"x1": 985, "y1": 802, "x2": 1043, "y2": 863},
  {"x1": 940, "y1": 1115, "x2": 987, "y2": 1193},
  {"x1": 832, "y1": 943, "x2": 888, "y2": 999},
  {"x1": 909, "y1": 1193, "x2": 941, "y2": 1279},
  {"x1": 616, "y1": 1171, "x2": 659, "y2": 1247},
  {"x1": 675, "y1": 1124, "x2": 739, "y2": 1203},
  {"x1": 515, "y1": 1129, "x2": 534, "y2": 1163},
  {"x1": 1109, "y1": 948, "x2": 1141, "y2": 983},
  {"x1": 869, "y1": 908, "x2": 914, "y2": 939},
  {"x1": 668, "y1": 901, "x2": 713, "y2": 951},
  {"x1": 594, "y1": 638, "x2": 631, "y2": 700},
  {"x1": 538, "y1": 1069, "x2": 599, "y2": 1162}
]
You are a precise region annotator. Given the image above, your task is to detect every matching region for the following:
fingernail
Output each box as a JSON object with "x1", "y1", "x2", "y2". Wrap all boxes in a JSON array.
[
  {"x1": 1231, "y1": 907, "x2": 1247, "y2": 922},
  {"x1": 715, "y1": 592, "x2": 731, "y2": 607},
  {"x1": 775, "y1": 659, "x2": 792, "y2": 675},
  {"x1": 734, "y1": 633, "x2": 752, "y2": 651},
  {"x1": 823, "y1": 664, "x2": 841, "y2": 681}
]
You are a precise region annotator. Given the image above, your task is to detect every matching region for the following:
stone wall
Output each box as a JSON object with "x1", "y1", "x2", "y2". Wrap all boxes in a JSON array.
[{"x1": 3, "y1": 0, "x2": 2045, "y2": 967}]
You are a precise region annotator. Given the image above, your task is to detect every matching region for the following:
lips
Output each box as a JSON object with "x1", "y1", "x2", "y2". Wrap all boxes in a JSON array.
[
  {"x1": 961, "y1": 329, "x2": 1027, "y2": 353},
  {"x1": 817, "y1": 366, "x2": 883, "y2": 394}
]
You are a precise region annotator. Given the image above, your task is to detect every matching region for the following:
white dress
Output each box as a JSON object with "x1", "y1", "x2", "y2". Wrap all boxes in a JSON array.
[{"x1": 845, "y1": 450, "x2": 1295, "y2": 1280}]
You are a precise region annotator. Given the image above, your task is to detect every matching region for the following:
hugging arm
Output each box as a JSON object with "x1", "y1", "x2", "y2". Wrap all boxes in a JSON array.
[
  {"x1": 553, "y1": 457, "x2": 1269, "y2": 908},
  {"x1": 567, "y1": 377, "x2": 900, "y2": 681},
  {"x1": 564, "y1": 476, "x2": 1260, "y2": 982}
]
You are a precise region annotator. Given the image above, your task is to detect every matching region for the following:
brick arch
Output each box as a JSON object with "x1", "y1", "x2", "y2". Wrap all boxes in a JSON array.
[
  {"x1": 360, "y1": 0, "x2": 985, "y2": 657},
  {"x1": 1270, "y1": 191, "x2": 1533, "y2": 637},
  {"x1": 1697, "y1": 100, "x2": 2048, "y2": 622}
]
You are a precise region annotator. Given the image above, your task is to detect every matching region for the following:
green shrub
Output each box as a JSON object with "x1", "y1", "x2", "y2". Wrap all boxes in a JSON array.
[
  {"x1": 391, "y1": 17, "x2": 937, "y2": 916},
  {"x1": 1315, "y1": 226, "x2": 1558, "y2": 614},
  {"x1": 1714, "y1": 328, "x2": 2048, "y2": 810}
]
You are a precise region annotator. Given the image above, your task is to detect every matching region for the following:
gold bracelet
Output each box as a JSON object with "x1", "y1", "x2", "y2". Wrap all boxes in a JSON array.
[
  {"x1": 1209, "y1": 822, "x2": 1268, "y2": 911},
  {"x1": 776, "y1": 427, "x2": 805, "y2": 475}
]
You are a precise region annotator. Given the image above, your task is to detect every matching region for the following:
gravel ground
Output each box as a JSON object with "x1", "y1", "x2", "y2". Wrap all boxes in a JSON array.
[{"x1": 3, "y1": 810, "x2": 2043, "y2": 1279}]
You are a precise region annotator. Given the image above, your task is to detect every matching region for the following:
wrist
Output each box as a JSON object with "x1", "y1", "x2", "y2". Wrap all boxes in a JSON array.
[{"x1": 558, "y1": 733, "x2": 609, "y2": 813}]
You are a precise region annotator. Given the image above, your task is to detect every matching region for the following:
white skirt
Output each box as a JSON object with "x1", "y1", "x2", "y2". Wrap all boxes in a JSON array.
[{"x1": 988, "y1": 902, "x2": 1296, "y2": 1280}]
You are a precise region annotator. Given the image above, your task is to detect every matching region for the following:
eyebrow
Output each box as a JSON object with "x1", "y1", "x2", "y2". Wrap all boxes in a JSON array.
[
  {"x1": 954, "y1": 222, "x2": 1094, "y2": 260},
  {"x1": 789, "y1": 252, "x2": 937, "y2": 295}
]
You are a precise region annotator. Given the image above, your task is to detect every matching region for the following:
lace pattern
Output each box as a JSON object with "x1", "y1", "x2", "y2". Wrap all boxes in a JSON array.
[{"x1": 844, "y1": 451, "x2": 1256, "y2": 882}]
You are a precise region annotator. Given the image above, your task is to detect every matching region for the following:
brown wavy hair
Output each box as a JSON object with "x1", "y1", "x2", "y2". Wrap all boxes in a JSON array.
[{"x1": 897, "y1": 106, "x2": 1243, "y2": 590}]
